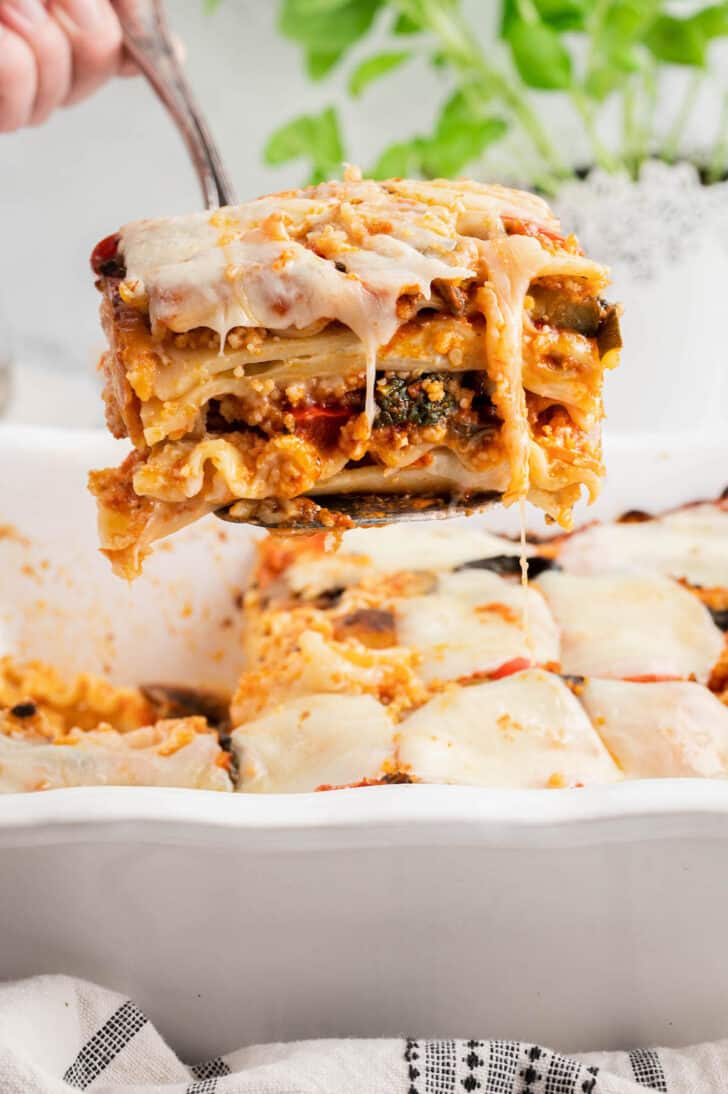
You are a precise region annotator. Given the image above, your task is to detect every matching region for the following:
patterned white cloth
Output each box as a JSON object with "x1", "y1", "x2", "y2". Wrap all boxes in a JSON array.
[{"x1": 0, "y1": 976, "x2": 726, "y2": 1093}]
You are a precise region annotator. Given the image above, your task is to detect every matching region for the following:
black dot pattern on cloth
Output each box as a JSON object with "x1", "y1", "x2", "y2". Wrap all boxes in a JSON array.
[
  {"x1": 629, "y1": 1048, "x2": 668, "y2": 1091},
  {"x1": 402, "y1": 1040, "x2": 602, "y2": 1094},
  {"x1": 62, "y1": 1000, "x2": 148, "y2": 1089}
]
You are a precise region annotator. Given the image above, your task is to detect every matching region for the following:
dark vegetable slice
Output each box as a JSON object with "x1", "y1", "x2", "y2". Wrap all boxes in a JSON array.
[
  {"x1": 596, "y1": 304, "x2": 622, "y2": 356},
  {"x1": 333, "y1": 608, "x2": 398, "y2": 648},
  {"x1": 618, "y1": 509, "x2": 653, "y2": 523},
  {"x1": 140, "y1": 684, "x2": 230, "y2": 730},
  {"x1": 457, "y1": 554, "x2": 557, "y2": 578},
  {"x1": 710, "y1": 608, "x2": 728, "y2": 632},
  {"x1": 434, "y1": 279, "x2": 469, "y2": 316},
  {"x1": 9, "y1": 702, "x2": 37, "y2": 718},
  {"x1": 529, "y1": 285, "x2": 602, "y2": 336},
  {"x1": 311, "y1": 586, "x2": 346, "y2": 609},
  {"x1": 560, "y1": 674, "x2": 586, "y2": 688}
]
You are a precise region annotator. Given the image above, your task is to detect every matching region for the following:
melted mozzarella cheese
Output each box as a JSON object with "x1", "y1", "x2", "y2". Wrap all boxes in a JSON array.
[
  {"x1": 0, "y1": 730, "x2": 231, "y2": 793},
  {"x1": 121, "y1": 186, "x2": 477, "y2": 428},
  {"x1": 535, "y1": 571, "x2": 724, "y2": 682},
  {"x1": 557, "y1": 504, "x2": 728, "y2": 587},
  {"x1": 342, "y1": 522, "x2": 530, "y2": 570},
  {"x1": 282, "y1": 523, "x2": 530, "y2": 599},
  {"x1": 398, "y1": 669, "x2": 620, "y2": 787},
  {"x1": 391, "y1": 569, "x2": 559, "y2": 683},
  {"x1": 119, "y1": 175, "x2": 607, "y2": 449},
  {"x1": 231, "y1": 693, "x2": 396, "y2": 793},
  {"x1": 581, "y1": 678, "x2": 728, "y2": 778}
]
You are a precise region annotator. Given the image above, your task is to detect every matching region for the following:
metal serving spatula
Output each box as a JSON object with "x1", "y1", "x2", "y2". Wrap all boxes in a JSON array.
[
  {"x1": 215, "y1": 491, "x2": 502, "y2": 532},
  {"x1": 116, "y1": 1, "x2": 497, "y2": 531}
]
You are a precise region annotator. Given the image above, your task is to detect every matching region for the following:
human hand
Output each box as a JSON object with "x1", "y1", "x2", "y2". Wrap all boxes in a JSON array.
[{"x1": 0, "y1": 0, "x2": 136, "y2": 133}]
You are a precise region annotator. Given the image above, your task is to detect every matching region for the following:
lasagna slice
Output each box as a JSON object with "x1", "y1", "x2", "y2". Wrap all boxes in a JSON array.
[
  {"x1": 556, "y1": 500, "x2": 728, "y2": 591},
  {"x1": 397, "y1": 670, "x2": 620, "y2": 789},
  {"x1": 88, "y1": 171, "x2": 620, "y2": 576},
  {"x1": 580, "y1": 679, "x2": 728, "y2": 779},
  {"x1": 0, "y1": 658, "x2": 232, "y2": 792},
  {"x1": 232, "y1": 526, "x2": 559, "y2": 724},
  {"x1": 0, "y1": 718, "x2": 232, "y2": 793},
  {"x1": 535, "y1": 571, "x2": 724, "y2": 683},
  {"x1": 231, "y1": 693, "x2": 397, "y2": 793}
]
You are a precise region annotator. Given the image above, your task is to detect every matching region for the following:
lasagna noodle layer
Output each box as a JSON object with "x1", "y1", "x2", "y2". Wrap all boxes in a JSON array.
[
  {"x1": 0, "y1": 658, "x2": 233, "y2": 792},
  {"x1": 0, "y1": 716, "x2": 232, "y2": 793},
  {"x1": 91, "y1": 174, "x2": 617, "y2": 574},
  {"x1": 90, "y1": 425, "x2": 600, "y2": 576},
  {"x1": 101, "y1": 293, "x2": 611, "y2": 449}
]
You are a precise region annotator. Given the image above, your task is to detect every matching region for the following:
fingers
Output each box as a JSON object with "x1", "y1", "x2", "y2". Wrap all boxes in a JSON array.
[
  {"x1": 0, "y1": 0, "x2": 72, "y2": 126},
  {"x1": 0, "y1": 0, "x2": 143, "y2": 133},
  {"x1": 0, "y1": 22, "x2": 37, "y2": 132},
  {"x1": 49, "y1": 0, "x2": 124, "y2": 106}
]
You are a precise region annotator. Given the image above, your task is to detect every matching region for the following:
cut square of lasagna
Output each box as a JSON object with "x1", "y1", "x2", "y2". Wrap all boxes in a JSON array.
[
  {"x1": 0, "y1": 658, "x2": 233, "y2": 792},
  {"x1": 88, "y1": 172, "x2": 620, "y2": 577}
]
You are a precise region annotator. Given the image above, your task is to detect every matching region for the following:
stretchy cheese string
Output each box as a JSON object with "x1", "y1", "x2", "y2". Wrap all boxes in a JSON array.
[{"x1": 518, "y1": 498, "x2": 534, "y2": 663}]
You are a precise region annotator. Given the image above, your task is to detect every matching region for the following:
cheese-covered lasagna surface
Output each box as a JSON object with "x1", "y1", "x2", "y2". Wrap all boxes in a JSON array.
[
  {"x1": 230, "y1": 496, "x2": 728, "y2": 792},
  {"x1": 3, "y1": 496, "x2": 727, "y2": 793},
  {"x1": 0, "y1": 660, "x2": 233, "y2": 793},
  {"x1": 88, "y1": 172, "x2": 620, "y2": 577}
]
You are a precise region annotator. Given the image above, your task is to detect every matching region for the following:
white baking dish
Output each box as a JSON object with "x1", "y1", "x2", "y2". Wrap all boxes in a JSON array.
[{"x1": 1, "y1": 424, "x2": 728, "y2": 1059}]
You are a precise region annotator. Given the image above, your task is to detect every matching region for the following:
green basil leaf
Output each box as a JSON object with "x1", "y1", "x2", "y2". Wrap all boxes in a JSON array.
[
  {"x1": 646, "y1": 14, "x2": 708, "y2": 66},
  {"x1": 596, "y1": 0, "x2": 658, "y2": 47},
  {"x1": 584, "y1": 65, "x2": 624, "y2": 101},
  {"x1": 533, "y1": 0, "x2": 587, "y2": 31},
  {"x1": 604, "y1": 41, "x2": 642, "y2": 73},
  {"x1": 435, "y1": 89, "x2": 473, "y2": 131},
  {"x1": 264, "y1": 105, "x2": 345, "y2": 183},
  {"x1": 422, "y1": 116, "x2": 508, "y2": 177},
  {"x1": 393, "y1": 11, "x2": 421, "y2": 34},
  {"x1": 692, "y1": 3, "x2": 728, "y2": 38},
  {"x1": 306, "y1": 48, "x2": 344, "y2": 79},
  {"x1": 500, "y1": 0, "x2": 519, "y2": 36},
  {"x1": 306, "y1": 166, "x2": 332, "y2": 185},
  {"x1": 265, "y1": 119, "x2": 311, "y2": 165},
  {"x1": 371, "y1": 140, "x2": 426, "y2": 179},
  {"x1": 279, "y1": 0, "x2": 382, "y2": 51},
  {"x1": 507, "y1": 20, "x2": 573, "y2": 89},
  {"x1": 281, "y1": 0, "x2": 356, "y2": 15},
  {"x1": 502, "y1": 0, "x2": 586, "y2": 37},
  {"x1": 348, "y1": 50, "x2": 410, "y2": 96},
  {"x1": 204, "y1": 0, "x2": 223, "y2": 11}
]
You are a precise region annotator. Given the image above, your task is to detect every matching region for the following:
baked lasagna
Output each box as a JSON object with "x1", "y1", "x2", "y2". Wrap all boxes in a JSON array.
[
  {"x1": 0, "y1": 658, "x2": 233, "y2": 792},
  {"x1": 229, "y1": 495, "x2": 728, "y2": 791},
  {"x1": 88, "y1": 171, "x2": 620, "y2": 577},
  {"x1": 4, "y1": 496, "x2": 726, "y2": 794}
]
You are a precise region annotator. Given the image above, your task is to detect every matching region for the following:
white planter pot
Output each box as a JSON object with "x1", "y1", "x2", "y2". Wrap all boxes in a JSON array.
[{"x1": 555, "y1": 161, "x2": 728, "y2": 436}]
